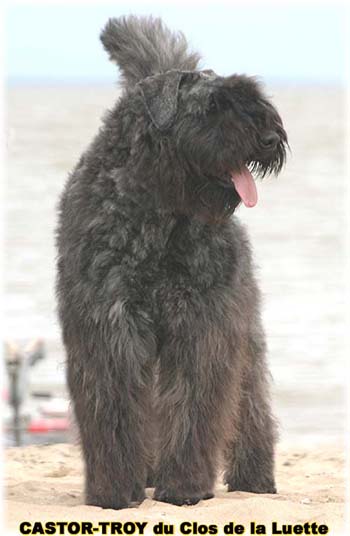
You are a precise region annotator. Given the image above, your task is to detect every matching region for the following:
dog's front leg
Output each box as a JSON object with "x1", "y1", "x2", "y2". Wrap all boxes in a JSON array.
[
  {"x1": 224, "y1": 323, "x2": 278, "y2": 494},
  {"x1": 65, "y1": 304, "x2": 156, "y2": 510},
  {"x1": 153, "y1": 296, "x2": 240, "y2": 506}
]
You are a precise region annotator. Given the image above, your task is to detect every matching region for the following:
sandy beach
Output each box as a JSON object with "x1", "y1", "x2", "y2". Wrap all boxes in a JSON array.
[{"x1": 5, "y1": 443, "x2": 345, "y2": 535}]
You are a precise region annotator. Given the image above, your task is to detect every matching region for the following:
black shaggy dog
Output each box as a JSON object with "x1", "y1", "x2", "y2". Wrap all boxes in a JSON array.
[{"x1": 56, "y1": 16, "x2": 288, "y2": 509}]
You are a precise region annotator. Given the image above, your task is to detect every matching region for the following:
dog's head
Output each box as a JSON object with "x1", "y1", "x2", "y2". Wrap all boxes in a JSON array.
[{"x1": 135, "y1": 69, "x2": 288, "y2": 222}]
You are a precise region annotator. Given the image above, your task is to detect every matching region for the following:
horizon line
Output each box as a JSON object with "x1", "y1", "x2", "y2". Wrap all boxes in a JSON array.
[{"x1": 6, "y1": 76, "x2": 346, "y2": 88}]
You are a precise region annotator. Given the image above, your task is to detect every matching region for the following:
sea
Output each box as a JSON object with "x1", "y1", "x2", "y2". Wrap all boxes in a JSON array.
[{"x1": 5, "y1": 83, "x2": 347, "y2": 445}]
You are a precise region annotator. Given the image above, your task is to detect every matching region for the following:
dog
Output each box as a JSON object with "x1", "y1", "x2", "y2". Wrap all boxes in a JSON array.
[{"x1": 56, "y1": 15, "x2": 288, "y2": 509}]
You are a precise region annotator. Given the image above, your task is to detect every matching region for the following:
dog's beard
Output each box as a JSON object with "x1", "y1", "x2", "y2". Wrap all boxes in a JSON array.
[
  {"x1": 248, "y1": 141, "x2": 288, "y2": 177},
  {"x1": 153, "y1": 136, "x2": 287, "y2": 224},
  {"x1": 192, "y1": 178, "x2": 241, "y2": 222},
  {"x1": 191, "y1": 161, "x2": 259, "y2": 221}
]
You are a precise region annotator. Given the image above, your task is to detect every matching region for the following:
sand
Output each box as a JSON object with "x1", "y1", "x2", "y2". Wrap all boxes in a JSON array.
[{"x1": 4, "y1": 443, "x2": 346, "y2": 535}]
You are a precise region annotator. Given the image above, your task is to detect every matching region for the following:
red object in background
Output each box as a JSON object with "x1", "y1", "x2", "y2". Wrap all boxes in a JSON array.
[{"x1": 27, "y1": 418, "x2": 69, "y2": 433}]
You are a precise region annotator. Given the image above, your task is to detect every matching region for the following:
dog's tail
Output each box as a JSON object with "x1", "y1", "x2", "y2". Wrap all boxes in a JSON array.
[{"x1": 100, "y1": 15, "x2": 201, "y2": 86}]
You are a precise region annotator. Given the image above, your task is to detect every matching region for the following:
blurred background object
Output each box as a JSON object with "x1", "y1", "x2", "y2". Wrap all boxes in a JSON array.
[
  {"x1": 4, "y1": 1, "x2": 347, "y2": 446},
  {"x1": 4, "y1": 339, "x2": 70, "y2": 445}
]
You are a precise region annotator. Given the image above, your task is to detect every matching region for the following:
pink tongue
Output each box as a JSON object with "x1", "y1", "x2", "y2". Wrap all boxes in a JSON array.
[{"x1": 231, "y1": 167, "x2": 258, "y2": 208}]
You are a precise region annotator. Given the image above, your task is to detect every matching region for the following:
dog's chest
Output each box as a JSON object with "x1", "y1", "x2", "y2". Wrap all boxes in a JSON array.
[{"x1": 131, "y1": 215, "x2": 237, "y2": 292}]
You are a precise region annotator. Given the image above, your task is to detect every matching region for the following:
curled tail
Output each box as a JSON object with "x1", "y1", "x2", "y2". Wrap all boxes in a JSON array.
[{"x1": 100, "y1": 15, "x2": 201, "y2": 85}]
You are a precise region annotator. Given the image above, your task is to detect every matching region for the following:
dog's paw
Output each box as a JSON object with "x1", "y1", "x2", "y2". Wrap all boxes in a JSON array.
[{"x1": 154, "y1": 488, "x2": 214, "y2": 506}]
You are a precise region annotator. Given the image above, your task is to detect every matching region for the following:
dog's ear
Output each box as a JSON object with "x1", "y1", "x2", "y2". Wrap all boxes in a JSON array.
[{"x1": 137, "y1": 71, "x2": 184, "y2": 132}]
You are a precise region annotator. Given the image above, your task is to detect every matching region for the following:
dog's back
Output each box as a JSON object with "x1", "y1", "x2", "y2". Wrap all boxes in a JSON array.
[{"x1": 100, "y1": 15, "x2": 200, "y2": 86}]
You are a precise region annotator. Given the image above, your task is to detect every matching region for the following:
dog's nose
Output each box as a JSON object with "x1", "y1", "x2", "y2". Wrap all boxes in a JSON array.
[{"x1": 261, "y1": 132, "x2": 280, "y2": 148}]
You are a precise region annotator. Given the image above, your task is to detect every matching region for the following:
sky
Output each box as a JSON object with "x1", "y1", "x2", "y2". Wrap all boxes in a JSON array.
[{"x1": 6, "y1": 2, "x2": 347, "y2": 85}]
